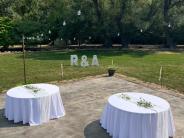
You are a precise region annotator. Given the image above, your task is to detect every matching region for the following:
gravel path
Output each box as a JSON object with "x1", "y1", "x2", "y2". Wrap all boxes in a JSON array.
[{"x1": 0, "y1": 76, "x2": 183, "y2": 138}]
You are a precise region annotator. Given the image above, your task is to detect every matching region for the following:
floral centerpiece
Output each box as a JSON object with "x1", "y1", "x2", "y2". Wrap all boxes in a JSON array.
[
  {"x1": 120, "y1": 93, "x2": 131, "y2": 100},
  {"x1": 137, "y1": 98, "x2": 154, "y2": 108},
  {"x1": 24, "y1": 85, "x2": 42, "y2": 94}
]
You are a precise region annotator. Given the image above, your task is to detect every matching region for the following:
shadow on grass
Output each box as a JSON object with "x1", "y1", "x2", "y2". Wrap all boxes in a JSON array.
[
  {"x1": 84, "y1": 120, "x2": 111, "y2": 138},
  {"x1": 16, "y1": 50, "x2": 155, "y2": 61},
  {"x1": 0, "y1": 108, "x2": 28, "y2": 128}
]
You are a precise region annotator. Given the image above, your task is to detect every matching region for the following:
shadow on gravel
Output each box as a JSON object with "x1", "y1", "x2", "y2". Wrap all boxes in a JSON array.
[
  {"x1": 0, "y1": 108, "x2": 28, "y2": 128},
  {"x1": 84, "y1": 120, "x2": 174, "y2": 138},
  {"x1": 84, "y1": 120, "x2": 111, "y2": 138}
]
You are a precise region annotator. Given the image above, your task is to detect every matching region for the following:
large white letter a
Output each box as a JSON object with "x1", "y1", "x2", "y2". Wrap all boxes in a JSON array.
[{"x1": 92, "y1": 55, "x2": 99, "y2": 66}]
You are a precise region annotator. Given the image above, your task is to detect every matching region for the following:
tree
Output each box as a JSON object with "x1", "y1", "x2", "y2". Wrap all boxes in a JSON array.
[
  {"x1": 11, "y1": 0, "x2": 43, "y2": 44},
  {"x1": 92, "y1": 0, "x2": 114, "y2": 47},
  {"x1": 114, "y1": 0, "x2": 134, "y2": 48},
  {"x1": 0, "y1": 0, "x2": 184, "y2": 48},
  {"x1": 0, "y1": 17, "x2": 14, "y2": 48},
  {"x1": 0, "y1": 0, "x2": 15, "y2": 17},
  {"x1": 163, "y1": 0, "x2": 184, "y2": 48}
]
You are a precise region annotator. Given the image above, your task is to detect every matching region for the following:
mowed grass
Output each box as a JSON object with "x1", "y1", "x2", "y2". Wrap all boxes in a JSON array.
[{"x1": 0, "y1": 50, "x2": 184, "y2": 93}]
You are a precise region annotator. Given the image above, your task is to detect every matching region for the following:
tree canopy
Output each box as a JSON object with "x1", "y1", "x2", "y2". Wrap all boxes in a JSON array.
[{"x1": 0, "y1": 0, "x2": 184, "y2": 48}]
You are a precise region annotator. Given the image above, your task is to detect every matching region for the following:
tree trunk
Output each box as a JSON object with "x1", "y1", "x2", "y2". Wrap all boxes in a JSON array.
[
  {"x1": 166, "y1": 34, "x2": 176, "y2": 49},
  {"x1": 92, "y1": 0, "x2": 112, "y2": 48},
  {"x1": 116, "y1": 19, "x2": 128, "y2": 48},
  {"x1": 163, "y1": 0, "x2": 176, "y2": 49},
  {"x1": 104, "y1": 37, "x2": 112, "y2": 48},
  {"x1": 92, "y1": 0, "x2": 102, "y2": 22},
  {"x1": 115, "y1": 1, "x2": 129, "y2": 48},
  {"x1": 121, "y1": 37, "x2": 129, "y2": 48}
]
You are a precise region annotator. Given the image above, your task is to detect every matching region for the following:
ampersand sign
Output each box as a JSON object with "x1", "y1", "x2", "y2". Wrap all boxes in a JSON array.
[{"x1": 81, "y1": 55, "x2": 89, "y2": 67}]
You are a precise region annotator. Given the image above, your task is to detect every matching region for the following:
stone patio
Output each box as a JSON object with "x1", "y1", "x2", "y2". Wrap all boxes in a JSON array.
[{"x1": 0, "y1": 75, "x2": 184, "y2": 138}]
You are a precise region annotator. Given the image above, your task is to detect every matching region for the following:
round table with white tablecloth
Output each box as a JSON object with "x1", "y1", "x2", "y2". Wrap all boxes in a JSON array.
[
  {"x1": 100, "y1": 92, "x2": 175, "y2": 138},
  {"x1": 5, "y1": 83, "x2": 65, "y2": 126}
]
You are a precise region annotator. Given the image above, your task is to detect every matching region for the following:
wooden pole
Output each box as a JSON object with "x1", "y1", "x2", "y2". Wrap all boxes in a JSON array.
[
  {"x1": 60, "y1": 63, "x2": 64, "y2": 80},
  {"x1": 78, "y1": 34, "x2": 80, "y2": 47},
  {"x1": 22, "y1": 35, "x2": 27, "y2": 84},
  {"x1": 159, "y1": 66, "x2": 163, "y2": 87}
]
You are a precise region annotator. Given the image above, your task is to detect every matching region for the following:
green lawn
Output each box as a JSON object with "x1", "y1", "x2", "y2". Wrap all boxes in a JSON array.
[{"x1": 0, "y1": 50, "x2": 184, "y2": 93}]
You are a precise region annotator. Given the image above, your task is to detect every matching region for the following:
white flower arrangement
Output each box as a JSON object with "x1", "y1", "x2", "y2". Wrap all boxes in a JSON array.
[
  {"x1": 24, "y1": 85, "x2": 41, "y2": 93},
  {"x1": 119, "y1": 93, "x2": 154, "y2": 109},
  {"x1": 120, "y1": 93, "x2": 131, "y2": 100},
  {"x1": 137, "y1": 98, "x2": 154, "y2": 108}
]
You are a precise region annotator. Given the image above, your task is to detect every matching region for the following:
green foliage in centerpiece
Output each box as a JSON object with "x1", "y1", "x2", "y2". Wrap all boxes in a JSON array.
[
  {"x1": 24, "y1": 85, "x2": 41, "y2": 93},
  {"x1": 120, "y1": 93, "x2": 131, "y2": 100},
  {"x1": 137, "y1": 98, "x2": 153, "y2": 108}
]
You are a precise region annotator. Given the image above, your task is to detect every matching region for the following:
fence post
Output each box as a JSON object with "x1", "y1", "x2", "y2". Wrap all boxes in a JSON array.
[
  {"x1": 22, "y1": 35, "x2": 27, "y2": 84},
  {"x1": 60, "y1": 63, "x2": 64, "y2": 80},
  {"x1": 159, "y1": 66, "x2": 163, "y2": 87}
]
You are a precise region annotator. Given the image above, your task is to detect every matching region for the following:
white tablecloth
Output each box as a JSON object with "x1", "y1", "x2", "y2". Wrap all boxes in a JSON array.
[
  {"x1": 5, "y1": 83, "x2": 65, "y2": 126},
  {"x1": 100, "y1": 92, "x2": 175, "y2": 138}
]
